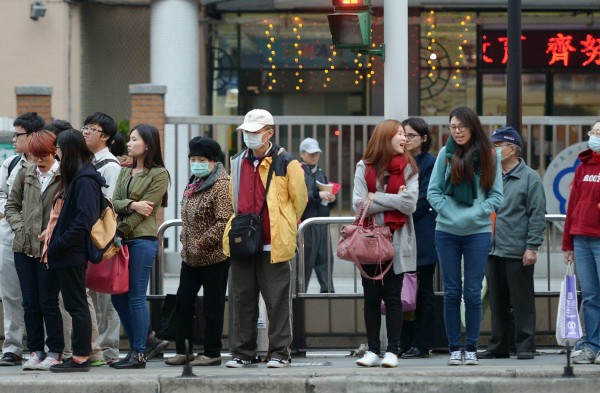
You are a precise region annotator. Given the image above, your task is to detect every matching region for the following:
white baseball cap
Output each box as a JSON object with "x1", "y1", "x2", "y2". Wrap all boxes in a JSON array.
[
  {"x1": 299, "y1": 137, "x2": 322, "y2": 154},
  {"x1": 237, "y1": 109, "x2": 275, "y2": 132}
]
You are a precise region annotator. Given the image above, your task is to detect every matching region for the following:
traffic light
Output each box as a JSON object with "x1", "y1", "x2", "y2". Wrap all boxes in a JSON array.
[{"x1": 327, "y1": 0, "x2": 371, "y2": 50}]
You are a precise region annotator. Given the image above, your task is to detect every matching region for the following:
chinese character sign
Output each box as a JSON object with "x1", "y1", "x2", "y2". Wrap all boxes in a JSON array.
[{"x1": 481, "y1": 30, "x2": 600, "y2": 68}]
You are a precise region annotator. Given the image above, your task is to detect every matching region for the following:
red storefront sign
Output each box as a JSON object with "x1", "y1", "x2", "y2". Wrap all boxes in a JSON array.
[{"x1": 481, "y1": 30, "x2": 600, "y2": 69}]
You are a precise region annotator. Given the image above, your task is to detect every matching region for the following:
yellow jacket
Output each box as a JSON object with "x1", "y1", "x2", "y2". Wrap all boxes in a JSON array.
[{"x1": 223, "y1": 145, "x2": 307, "y2": 263}]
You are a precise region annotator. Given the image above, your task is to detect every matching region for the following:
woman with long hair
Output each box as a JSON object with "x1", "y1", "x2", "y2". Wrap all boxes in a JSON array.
[
  {"x1": 5, "y1": 131, "x2": 64, "y2": 371},
  {"x1": 352, "y1": 119, "x2": 418, "y2": 368},
  {"x1": 45, "y1": 129, "x2": 105, "y2": 372},
  {"x1": 399, "y1": 117, "x2": 439, "y2": 359},
  {"x1": 110, "y1": 124, "x2": 169, "y2": 369},
  {"x1": 427, "y1": 106, "x2": 503, "y2": 366}
]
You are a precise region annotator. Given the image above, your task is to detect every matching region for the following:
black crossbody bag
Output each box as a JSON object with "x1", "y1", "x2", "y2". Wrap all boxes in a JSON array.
[{"x1": 228, "y1": 152, "x2": 276, "y2": 258}]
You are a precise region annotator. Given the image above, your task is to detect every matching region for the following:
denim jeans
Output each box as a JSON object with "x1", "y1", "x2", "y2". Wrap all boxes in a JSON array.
[
  {"x1": 112, "y1": 239, "x2": 158, "y2": 353},
  {"x1": 573, "y1": 236, "x2": 600, "y2": 352},
  {"x1": 435, "y1": 231, "x2": 491, "y2": 350}
]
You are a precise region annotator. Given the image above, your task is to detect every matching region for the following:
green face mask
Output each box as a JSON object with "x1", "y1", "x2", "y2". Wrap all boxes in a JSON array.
[{"x1": 191, "y1": 162, "x2": 211, "y2": 178}]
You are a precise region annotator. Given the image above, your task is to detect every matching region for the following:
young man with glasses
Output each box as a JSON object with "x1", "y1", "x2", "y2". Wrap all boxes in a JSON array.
[{"x1": 0, "y1": 112, "x2": 44, "y2": 366}]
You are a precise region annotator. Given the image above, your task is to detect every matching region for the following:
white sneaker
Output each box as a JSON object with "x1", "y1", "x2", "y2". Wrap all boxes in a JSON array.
[
  {"x1": 35, "y1": 356, "x2": 62, "y2": 370},
  {"x1": 23, "y1": 352, "x2": 43, "y2": 371},
  {"x1": 356, "y1": 351, "x2": 380, "y2": 367},
  {"x1": 464, "y1": 351, "x2": 479, "y2": 365},
  {"x1": 267, "y1": 358, "x2": 291, "y2": 368},
  {"x1": 447, "y1": 350, "x2": 463, "y2": 366},
  {"x1": 380, "y1": 352, "x2": 398, "y2": 368}
]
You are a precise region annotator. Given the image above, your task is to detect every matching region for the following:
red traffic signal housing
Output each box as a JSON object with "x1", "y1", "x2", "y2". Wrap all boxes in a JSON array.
[
  {"x1": 328, "y1": 0, "x2": 371, "y2": 49},
  {"x1": 332, "y1": 0, "x2": 367, "y2": 8}
]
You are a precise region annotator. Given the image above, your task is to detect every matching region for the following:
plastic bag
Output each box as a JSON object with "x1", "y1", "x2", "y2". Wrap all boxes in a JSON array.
[{"x1": 556, "y1": 262, "x2": 582, "y2": 346}]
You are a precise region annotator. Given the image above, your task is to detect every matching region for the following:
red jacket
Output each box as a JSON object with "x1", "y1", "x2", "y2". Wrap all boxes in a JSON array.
[{"x1": 562, "y1": 149, "x2": 600, "y2": 251}]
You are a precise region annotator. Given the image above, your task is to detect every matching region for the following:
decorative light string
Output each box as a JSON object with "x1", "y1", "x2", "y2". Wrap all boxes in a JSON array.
[
  {"x1": 265, "y1": 21, "x2": 276, "y2": 91},
  {"x1": 425, "y1": 10, "x2": 437, "y2": 84},
  {"x1": 292, "y1": 16, "x2": 304, "y2": 91},
  {"x1": 454, "y1": 14, "x2": 472, "y2": 89},
  {"x1": 323, "y1": 45, "x2": 336, "y2": 89}
]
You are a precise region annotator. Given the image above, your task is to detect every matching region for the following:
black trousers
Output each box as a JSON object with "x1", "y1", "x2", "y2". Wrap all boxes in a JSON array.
[
  {"x1": 175, "y1": 260, "x2": 230, "y2": 357},
  {"x1": 485, "y1": 255, "x2": 536, "y2": 354},
  {"x1": 14, "y1": 252, "x2": 64, "y2": 353},
  {"x1": 56, "y1": 264, "x2": 92, "y2": 357},
  {"x1": 400, "y1": 263, "x2": 437, "y2": 350},
  {"x1": 361, "y1": 264, "x2": 403, "y2": 355}
]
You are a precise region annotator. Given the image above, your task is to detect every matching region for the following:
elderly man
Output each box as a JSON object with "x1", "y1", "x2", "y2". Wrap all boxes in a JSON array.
[{"x1": 479, "y1": 126, "x2": 546, "y2": 360}]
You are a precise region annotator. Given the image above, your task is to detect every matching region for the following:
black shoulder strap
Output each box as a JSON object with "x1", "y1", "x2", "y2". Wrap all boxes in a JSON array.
[
  {"x1": 7, "y1": 155, "x2": 21, "y2": 178},
  {"x1": 259, "y1": 148, "x2": 278, "y2": 216},
  {"x1": 94, "y1": 158, "x2": 120, "y2": 170}
]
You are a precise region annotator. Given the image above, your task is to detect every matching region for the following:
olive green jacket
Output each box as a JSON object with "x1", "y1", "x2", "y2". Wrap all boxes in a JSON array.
[
  {"x1": 5, "y1": 163, "x2": 61, "y2": 257},
  {"x1": 112, "y1": 166, "x2": 169, "y2": 240}
]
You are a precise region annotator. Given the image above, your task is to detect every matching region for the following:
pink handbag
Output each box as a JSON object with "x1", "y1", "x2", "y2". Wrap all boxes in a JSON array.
[
  {"x1": 337, "y1": 200, "x2": 395, "y2": 280},
  {"x1": 401, "y1": 272, "x2": 418, "y2": 312},
  {"x1": 86, "y1": 245, "x2": 130, "y2": 295}
]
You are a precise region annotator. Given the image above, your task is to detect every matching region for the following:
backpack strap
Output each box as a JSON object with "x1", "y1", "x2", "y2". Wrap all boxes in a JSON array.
[
  {"x1": 94, "y1": 158, "x2": 120, "y2": 171},
  {"x1": 7, "y1": 155, "x2": 21, "y2": 178}
]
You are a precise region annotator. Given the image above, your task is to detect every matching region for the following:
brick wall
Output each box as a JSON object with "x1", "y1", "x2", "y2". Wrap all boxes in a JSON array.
[
  {"x1": 129, "y1": 84, "x2": 167, "y2": 224},
  {"x1": 15, "y1": 86, "x2": 52, "y2": 122}
]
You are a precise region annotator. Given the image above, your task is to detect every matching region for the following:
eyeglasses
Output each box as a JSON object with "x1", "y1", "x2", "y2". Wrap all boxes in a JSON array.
[
  {"x1": 589, "y1": 129, "x2": 600, "y2": 137},
  {"x1": 30, "y1": 154, "x2": 53, "y2": 162},
  {"x1": 405, "y1": 133, "x2": 421, "y2": 140},
  {"x1": 13, "y1": 132, "x2": 27, "y2": 139},
  {"x1": 81, "y1": 125, "x2": 103, "y2": 134},
  {"x1": 449, "y1": 124, "x2": 468, "y2": 133}
]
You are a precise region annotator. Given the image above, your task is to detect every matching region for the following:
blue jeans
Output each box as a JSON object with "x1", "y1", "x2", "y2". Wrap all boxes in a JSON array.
[
  {"x1": 112, "y1": 239, "x2": 157, "y2": 353},
  {"x1": 573, "y1": 236, "x2": 600, "y2": 352},
  {"x1": 435, "y1": 231, "x2": 491, "y2": 350}
]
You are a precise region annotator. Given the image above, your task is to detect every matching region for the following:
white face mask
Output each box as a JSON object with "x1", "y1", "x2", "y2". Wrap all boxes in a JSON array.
[
  {"x1": 243, "y1": 132, "x2": 265, "y2": 150},
  {"x1": 589, "y1": 135, "x2": 600, "y2": 152}
]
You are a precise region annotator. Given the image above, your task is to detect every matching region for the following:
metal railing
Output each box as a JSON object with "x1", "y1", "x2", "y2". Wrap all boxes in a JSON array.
[{"x1": 152, "y1": 214, "x2": 567, "y2": 296}]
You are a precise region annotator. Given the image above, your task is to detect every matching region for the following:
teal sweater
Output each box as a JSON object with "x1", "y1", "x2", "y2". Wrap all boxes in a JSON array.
[{"x1": 427, "y1": 146, "x2": 504, "y2": 236}]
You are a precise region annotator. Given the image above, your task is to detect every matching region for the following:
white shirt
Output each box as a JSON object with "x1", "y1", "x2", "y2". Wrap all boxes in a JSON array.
[{"x1": 92, "y1": 147, "x2": 122, "y2": 199}]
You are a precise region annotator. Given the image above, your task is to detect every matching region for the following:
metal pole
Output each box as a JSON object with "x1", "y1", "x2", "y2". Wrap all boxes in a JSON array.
[
  {"x1": 506, "y1": 0, "x2": 522, "y2": 130},
  {"x1": 383, "y1": 0, "x2": 408, "y2": 119}
]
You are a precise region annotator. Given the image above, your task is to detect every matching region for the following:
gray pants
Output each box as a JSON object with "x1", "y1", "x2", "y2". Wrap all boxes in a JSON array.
[
  {"x1": 89, "y1": 290, "x2": 121, "y2": 359},
  {"x1": 303, "y1": 224, "x2": 334, "y2": 293},
  {"x1": 0, "y1": 242, "x2": 25, "y2": 356},
  {"x1": 230, "y1": 252, "x2": 292, "y2": 360}
]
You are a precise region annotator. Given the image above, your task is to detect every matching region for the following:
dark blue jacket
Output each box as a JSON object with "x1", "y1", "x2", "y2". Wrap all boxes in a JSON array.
[
  {"x1": 300, "y1": 161, "x2": 335, "y2": 221},
  {"x1": 47, "y1": 163, "x2": 105, "y2": 269},
  {"x1": 414, "y1": 152, "x2": 438, "y2": 267}
]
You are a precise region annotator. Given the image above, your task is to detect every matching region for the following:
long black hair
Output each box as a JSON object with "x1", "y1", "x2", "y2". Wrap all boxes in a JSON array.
[
  {"x1": 56, "y1": 129, "x2": 94, "y2": 193},
  {"x1": 131, "y1": 124, "x2": 169, "y2": 207},
  {"x1": 448, "y1": 107, "x2": 495, "y2": 191}
]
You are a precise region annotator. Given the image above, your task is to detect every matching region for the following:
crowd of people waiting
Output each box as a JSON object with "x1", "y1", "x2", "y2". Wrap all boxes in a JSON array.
[{"x1": 0, "y1": 108, "x2": 598, "y2": 371}]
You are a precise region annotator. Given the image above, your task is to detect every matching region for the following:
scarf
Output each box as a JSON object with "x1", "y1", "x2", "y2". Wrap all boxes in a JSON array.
[
  {"x1": 443, "y1": 137, "x2": 479, "y2": 206},
  {"x1": 365, "y1": 155, "x2": 407, "y2": 231}
]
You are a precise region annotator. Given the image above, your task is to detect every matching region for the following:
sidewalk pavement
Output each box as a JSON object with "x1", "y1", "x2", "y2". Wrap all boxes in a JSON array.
[{"x1": 0, "y1": 350, "x2": 598, "y2": 393}]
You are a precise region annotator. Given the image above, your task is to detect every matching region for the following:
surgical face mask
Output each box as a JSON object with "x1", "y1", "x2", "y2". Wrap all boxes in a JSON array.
[
  {"x1": 191, "y1": 162, "x2": 211, "y2": 178},
  {"x1": 589, "y1": 135, "x2": 600, "y2": 152},
  {"x1": 243, "y1": 132, "x2": 265, "y2": 150}
]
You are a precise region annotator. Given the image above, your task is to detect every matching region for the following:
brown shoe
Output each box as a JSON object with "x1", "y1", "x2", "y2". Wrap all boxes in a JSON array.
[
  {"x1": 189, "y1": 355, "x2": 221, "y2": 366},
  {"x1": 165, "y1": 354, "x2": 195, "y2": 366}
]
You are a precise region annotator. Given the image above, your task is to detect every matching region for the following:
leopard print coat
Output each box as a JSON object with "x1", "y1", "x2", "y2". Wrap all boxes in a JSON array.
[{"x1": 180, "y1": 163, "x2": 232, "y2": 267}]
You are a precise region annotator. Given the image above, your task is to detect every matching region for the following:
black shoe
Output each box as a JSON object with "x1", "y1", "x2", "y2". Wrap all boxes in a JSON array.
[
  {"x1": 109, "y1": 351, "x2": 132, "y2": 368},
  {"x1": 49, "y1": 358, "x2": 91, "y2": 373},
  {"x1": 0, "y1": 352, "x2": 22, "y2": 366},
  {"x1": 145, "y1": 337, "x2": 169, "y2": 360},
  {"x1": 112, "y1": 351, "x2": 146, "y2": 369},
  {"x1": 516, "y1": 352, "x2": 534, "y2": 360},
  {"x1": 401, "y1": 347, "x2": 429, "y2": 359},
  {"x1": 477, "y1": 350, "x2": 510, "y2": 359}
]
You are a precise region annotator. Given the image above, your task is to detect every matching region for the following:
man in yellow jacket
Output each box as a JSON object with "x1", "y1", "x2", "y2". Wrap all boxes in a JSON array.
[{"x1": 223, "y1": 109, "x2": 307, "y2": 368}]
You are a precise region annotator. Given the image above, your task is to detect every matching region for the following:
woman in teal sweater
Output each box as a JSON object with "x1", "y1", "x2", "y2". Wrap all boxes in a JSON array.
[{"x1": 427, "y1": 106, "x2": 503, "y2": 366}]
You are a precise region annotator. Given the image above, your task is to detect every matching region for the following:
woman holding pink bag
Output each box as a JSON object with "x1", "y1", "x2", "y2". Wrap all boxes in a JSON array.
[{"x1": 352, "y1": 119, "x2": 418, "y2": 368}]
